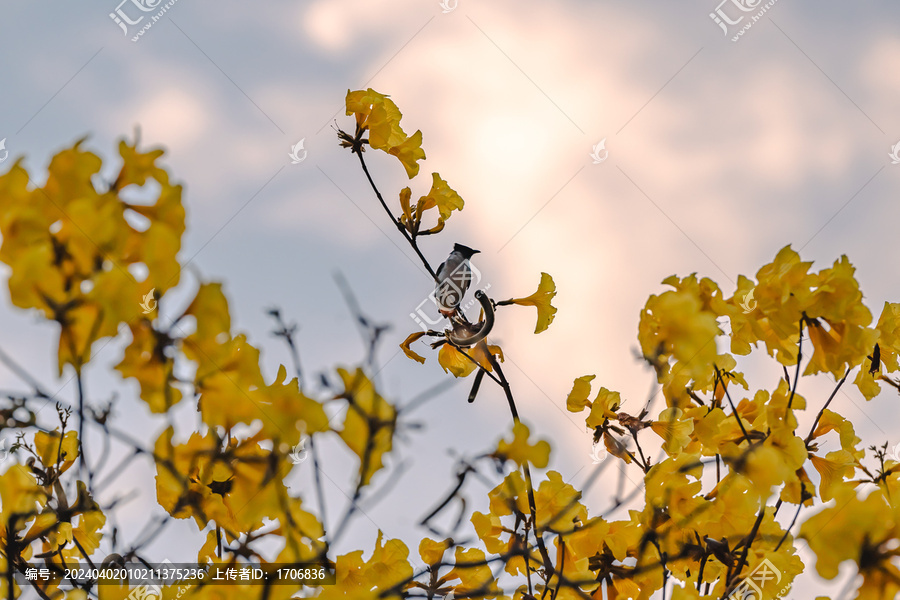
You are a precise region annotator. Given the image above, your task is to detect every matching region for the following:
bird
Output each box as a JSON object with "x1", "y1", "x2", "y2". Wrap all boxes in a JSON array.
[{"x1": 435, "y1": 243, "x2": 480, "y2": 316}]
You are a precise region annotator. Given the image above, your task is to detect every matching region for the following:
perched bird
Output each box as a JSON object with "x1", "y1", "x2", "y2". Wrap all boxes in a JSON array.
[{"x1": 435, "y1": 243, "x2": 480, "y2": 316}]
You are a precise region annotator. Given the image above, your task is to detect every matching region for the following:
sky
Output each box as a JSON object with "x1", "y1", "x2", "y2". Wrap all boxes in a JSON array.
[{"x1": 2, "y1": 0, "x2": 900, "y2": 597}]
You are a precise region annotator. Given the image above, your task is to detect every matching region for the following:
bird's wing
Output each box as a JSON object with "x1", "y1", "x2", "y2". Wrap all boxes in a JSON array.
[{"x1": 436, "y1": 261, "x2": 446, "y2": 280}]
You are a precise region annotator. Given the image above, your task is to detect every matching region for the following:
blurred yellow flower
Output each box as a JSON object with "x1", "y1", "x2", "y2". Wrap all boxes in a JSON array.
[
  {"x1": 495, "y1": 422, "x2": 550, "y2": 469},
  {"x1": 801, "y1": 486, "x2": 900, "y2": 599},
  {"x1": 35, "y1": 429, "x2": 79, "y2": 475},
  {"x1": 444, "y1": 547, "x2": 500, "y2": 597},
  {"x1": 650, "y1": 407, "x2": 694, "y2": 456},
  {"x1": 321, "y1": 531, "x2": 412, "y2": 600},
  {"x1": 418, "y1": 537, "x2": 451, "y2": 566},
  {"x1": 337, "y1": 367, "x2": 396, "y2": 486},
  {"x1": 565, "y1": 374, "x2": 596, "y2": 413}
]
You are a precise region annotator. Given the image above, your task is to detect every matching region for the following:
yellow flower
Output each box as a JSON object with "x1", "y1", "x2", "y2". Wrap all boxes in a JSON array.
[
  {"x1": 547, "y1": 535, "x2": 595, "y2": 597},
  {"x1": 116, "y1": 320, "x2": 182, "y2": 413},
  {"x1": 503, "y1": 272, "x2": 558, "y2": 334},
  {"x1": 388, "y1": 130, "x2": 425, "y2": 179},
  {"x1": 418, "y1": 173, "x2": 464, "y2": 222},
  {"x1": 856, "y1": 302, "x2": 900, "y2": 399},
  {"x1": 345, "y1": 88, "x2": 425, "y2": 179},
  {"x1": 801, "y1": 486, "x2": 900, "y2": 598},
  {"x1": 398, "y1": 173, "x2": 464, "y2": 235},
  {"x1": 804, "y1": 317, "x2": 877, "y2": 379},
  {"x1": 650, "y1": 407, "x2": 694, "y2": 456},
  {"x1": 564, "y1": 375, "x2": 627, "y2": 430},
  {"x1": 400, "y1": 331, "x2": 427, "y2": 364},
  {"x1": 398, "y1": 187, "x2": 416, "y2": 234},
  {"x1": 337, "y1": 367, "x2": 396, "y2": 486},
  {"x1": 533, "y1": 471, "x2": 587, "y2": 530},
  {"x1": 495, "y1": 422, "x2": 550, "y2": 468},
  {"x1": 35, "y1": 429, "x2": 79, "y2": 475},
  {"x1": 875, "y1": 302, "x2": 900, "y2": 372},
  {"x1": 487, "y1": 471, "x2": 529, "y2": 518},
  {"x1": 738, "y1": 441, "x2": 805, "y2": 499},
  {"x1": 418, "y1": 537, "x2": 452, "y2": 566},
  {"x1": 154, "y1": 428, "x2": 292, "y2": 532},
  {"x1": 115, "y1": 139, "x2": 168, "y2": 188},
  {"x1": 444, "y1": 547, "x2": 499, "y2": 597},
  {"x1": 438, "y1": 341, "x2": 502, "y2": 377},
  {"x1": 809, "y1": 409, "x2": 864, "y2": 462},
  {"x1": 248, "y1": 364, "x2": 330, "y2": 444},
  {"x1": 345, "y1": 89, "x2": 405, "y2": 149},
  {"x1": 585, "y1": 387, "x2": 622, "y2": 429},
  {"x1": 644, "y1": 453, "x2": 703, "y2": 518},
  {"x1": 809, "y1": 452, "x2": 857, "y2": 502},
  {"x1": 470, "y1": 511, "x2": 506, "y2": 554},
  {"x1": 807, "y1": 255, "x2": 872, "y2": 326},
  {"x1": 724, "y1": 246, "x2": 815, "y2": 365},
  {"x1": 0, "y1": 139, "x2": 185, "y2": 377},
  {"x1": 322, "y1": 531, "x2": 412, "y2": 599},
  {"x1": 602, "y1": 430, "x2": 633, "y2": 464},
  {"x1": 565, "y1": 374, "x2": 595, "y2": 413},
  {"x1": 0, "y1": 465, "x2": 45, "y2": 519},
  {"x1": 638, "y1": 280, "x2": 720, "y2": 391},
  {"x1": 438, "y1": 343, "x2": 477, "y2": 378}
]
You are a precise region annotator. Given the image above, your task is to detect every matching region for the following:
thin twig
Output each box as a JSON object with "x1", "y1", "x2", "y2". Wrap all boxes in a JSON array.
[
  {"x1": 356, "y1": 152, "x2": 437, "y2": 281},
  {"x1": 786, "y1": 318, "x2": 805, "y2": 416},
  {"x1": 805, "y1": 367, "x2": 851, "y2": 444}
]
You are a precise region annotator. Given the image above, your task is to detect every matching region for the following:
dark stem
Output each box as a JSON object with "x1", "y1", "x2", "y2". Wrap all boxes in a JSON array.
[
  {"x1": 332, "y1": 374, "x2": 384, "y2": 544},
  {"x1": 714, "y1": 365, "x2": 749, "y2": 443},
  {"x1": 786, "y1": 318, "x2": 804, "y2": 417},
  {"x1": 630, "y1": 431, "x2": 650, "y2": 472},
  {"x1": 272, "y1": 309, "x2": 329, "y2": 544},
  {"x1": 308, "y1": 438, "x2": 329, "y2": 545},
  {"x1": 774, "y1": 502, "x2": 803, "y2": 551},
  {"x1": 726, "y1": 507, "x2": 766, "y2": 598},
  {"x1": 487, "y1": 355, "x2": 554, "y2": 576},
  {"x1": 76, "y1": 373, "x2": 90, "y2": 486},
  {"x1": 523, "y1": 528, "x2": 534, "y2": 597},
  {"x1": 356, "y1": 151, "x2": 437, "y2": 281},
  {"x1": 805, "y1": 367, "x2": 851, "y2": 444}
]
